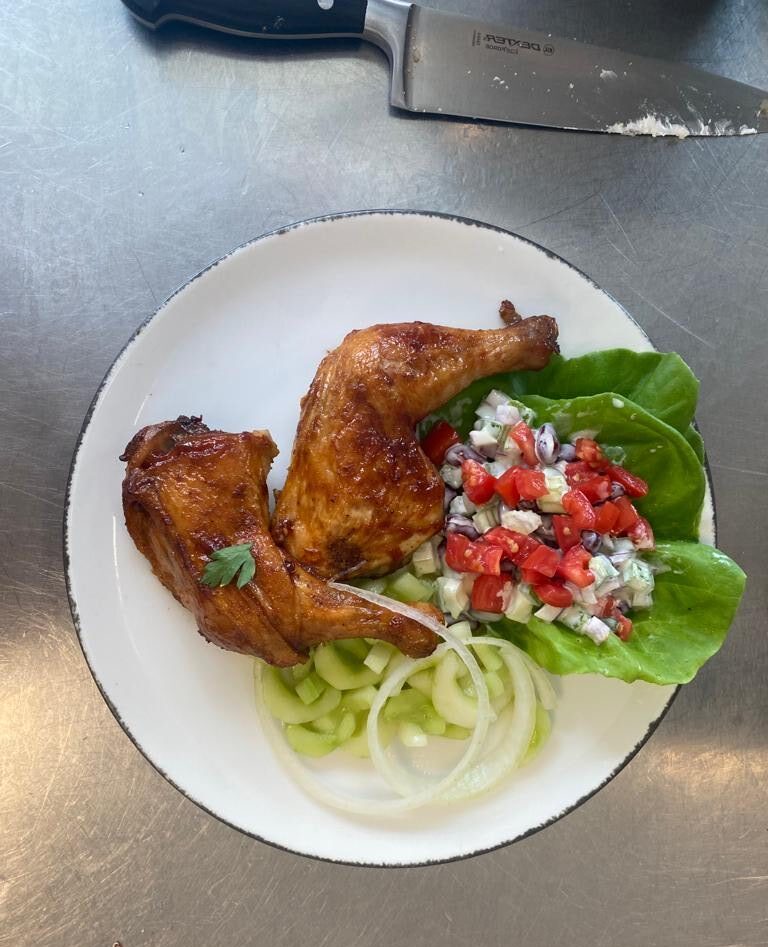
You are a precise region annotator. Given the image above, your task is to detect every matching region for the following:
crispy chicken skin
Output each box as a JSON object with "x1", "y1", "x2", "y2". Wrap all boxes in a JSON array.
[
  {"x1": 121, "y1": 418, "x2": 438, "y2": 666},
  {"x1": 272, "y1": 315, "x2": 559, "y2": 578}
]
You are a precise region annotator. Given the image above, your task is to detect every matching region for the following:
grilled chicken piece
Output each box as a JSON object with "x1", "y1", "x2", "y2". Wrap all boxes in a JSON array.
[
  {"x1": 273, "y1": 314, "x2": 558, "y2": 579},
  {"x1": 121, "y1": 418, "x2": 438, "y2": 666}
]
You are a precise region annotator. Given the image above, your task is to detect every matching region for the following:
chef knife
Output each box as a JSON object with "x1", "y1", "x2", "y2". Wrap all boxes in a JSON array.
[{"x1": 121, "y1": 0, "x2": 768, "y2": 137}]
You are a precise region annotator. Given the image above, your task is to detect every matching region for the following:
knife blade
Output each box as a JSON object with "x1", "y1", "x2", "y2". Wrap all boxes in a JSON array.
[{"x1": 121, "y1": 0, "x2": 768, "y2": 137}]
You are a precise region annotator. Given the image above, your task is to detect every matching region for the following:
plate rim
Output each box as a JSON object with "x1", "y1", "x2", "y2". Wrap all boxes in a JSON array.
[{"x1": 63, "y1": 207, "x2": 709, "y2": 868}]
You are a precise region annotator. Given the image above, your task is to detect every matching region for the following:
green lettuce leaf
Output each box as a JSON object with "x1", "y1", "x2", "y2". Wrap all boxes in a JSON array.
[
  {"x1": 425, "y1": 348, "x2": 699, "y2": 439},
  {"x1": 497, "y1": 541, "x2": 746, "y2": 684},
  {"x1": 520, "y1": 393, "x2": 705, "y2": 541}
]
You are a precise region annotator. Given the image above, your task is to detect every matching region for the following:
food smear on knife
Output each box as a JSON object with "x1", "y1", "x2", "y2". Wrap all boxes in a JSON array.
[{"x1": 272, "y1": 310, "x2": 559, "y2": 579}]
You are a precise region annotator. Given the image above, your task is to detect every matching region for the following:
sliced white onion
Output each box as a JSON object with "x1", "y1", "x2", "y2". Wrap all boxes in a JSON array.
[
  {"x1": 440, "y1": 637, "x2": 536, "y2": 801},
  {"x1": 252, "y1": 586, "x2": 492, "y2": 815},
  {"x1": 519, "y1": 651, "x2": 557, "y2": 710}
]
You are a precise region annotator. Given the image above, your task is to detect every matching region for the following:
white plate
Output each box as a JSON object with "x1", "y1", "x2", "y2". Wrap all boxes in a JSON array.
[{"x1": 66, "y1": 211, "x2": 688, "y2": 866}]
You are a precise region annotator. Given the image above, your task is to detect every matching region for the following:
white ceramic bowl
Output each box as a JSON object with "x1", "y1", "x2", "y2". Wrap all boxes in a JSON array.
[{"x1": 66, "y1": 211, "x2": 691, "y2": 866}]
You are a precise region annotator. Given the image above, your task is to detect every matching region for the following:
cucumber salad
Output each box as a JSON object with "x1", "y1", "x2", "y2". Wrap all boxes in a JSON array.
[{"x1": 255, "y1": 349, "x2": 745, "y2": 813}]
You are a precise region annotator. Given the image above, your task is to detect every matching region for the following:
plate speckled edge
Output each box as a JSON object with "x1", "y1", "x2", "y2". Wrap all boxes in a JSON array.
[{"x1": 64, "y1": 209, "x2": 716, "y2": 868}]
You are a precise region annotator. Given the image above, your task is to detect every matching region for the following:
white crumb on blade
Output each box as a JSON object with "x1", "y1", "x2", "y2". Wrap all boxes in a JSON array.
[
  {"x1": 606, "y1": 113, "x2": 759, "y2": 138},
  {"x1": 599, "y1": 69, "x2": 617, "y2": 80}
]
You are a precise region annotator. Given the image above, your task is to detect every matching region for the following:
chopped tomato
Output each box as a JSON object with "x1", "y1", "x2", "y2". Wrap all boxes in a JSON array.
[
  {"x1": 509, "y1": 421, "x2": 538, "y2": 466},
  {"x1": 628, "y1": 516, "x2": 655, "y2": 550},
  {"x1": 574, "y1": 437, "x2": 606, "y2": 470},
  {"x1": 494, "y1": 467, "x2": 520, "y2": 507},
  {"x1": 420, "y1": 420, "x2": 460, "y2": 466},
  {"x1": 615, "y1": 613, "x2": 633, "y2": 641},
  {"x1": 461, "y1": 459, "x2": 496, "y2": 505},
  {"x1": 533, "y1": 581, "x2": 573, "y2": 608},
  {"x1": 613, "y1": 495, "x2": 641, "y2": 534},
  {"x1": 522, "y1": 544, "x2": 561, "y2": 578},
  {"x1": 484, "y1": 527, "x2": 539, "y2": 565},
  {"x1": 515, "y1": 468, "x2": 548, "y2": 500},
  {"x1": 445, "y1": 533, "x2": 503, "y2": 575},
  {"x1": 565, "y1": 461, "x2": 594, "y2": 485},
  {"x1": 608, "y1": 464, "x2": 649, "y2": 498},
  {"x1": 520, "y1": 567, "x2": 545, "y2": 585},
  {"x1": 577, "y1": 475, "x2": 612, "y2": 504},
  {"x1": 553, "y1": 514, "x2": 581, "y2": 551},
  {"x1": 593, "y1": 500, "x2": 620, "y2": 534},
  {"x1": 471, "y1": 574, "x2": 512, "y2": 614},
  {"x1": 556, "y1": 544, "x2": 594, "y2": 588},
  {"x1": 596, "y1": 595, "x2": 616, "y2": 618},
  {"x1": 562, "y1": 489, "x2": 597, "y2": 530}
]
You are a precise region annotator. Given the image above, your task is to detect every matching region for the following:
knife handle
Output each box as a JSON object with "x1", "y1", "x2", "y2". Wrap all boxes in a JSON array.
[{"x1": 121, "y1": 0, "x2": 369, "y2": 37}]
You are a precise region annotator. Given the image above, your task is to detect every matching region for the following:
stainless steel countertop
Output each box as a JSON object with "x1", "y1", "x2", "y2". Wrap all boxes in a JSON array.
[{"x1": 2, "y1": 1, "x2": 767, "y2": 944}]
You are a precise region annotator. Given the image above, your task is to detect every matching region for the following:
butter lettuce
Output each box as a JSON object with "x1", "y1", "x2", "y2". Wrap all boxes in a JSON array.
[
  {"x1": 422, "y1": 348, "x2": 745, "y2": 685},
  {"x1": 498, "y1": 542, "x2": 745, "y2": 684}
]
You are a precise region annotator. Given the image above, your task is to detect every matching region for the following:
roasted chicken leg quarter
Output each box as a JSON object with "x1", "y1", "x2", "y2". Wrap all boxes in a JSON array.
[
  {"x1": 121, "y1": 417, "x2": 438, "y2": 666},
  {"x1": 272, "y1": 313, "x2": 559, "y2": 578}
]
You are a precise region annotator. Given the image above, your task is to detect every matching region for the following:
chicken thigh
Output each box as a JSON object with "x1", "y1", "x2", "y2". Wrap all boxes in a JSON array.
[
  {"x1": 272, "y1": 313, "x2": 558, "y2": 579},
  {"x1": 121, "y1": 417, "x2": 438, "y2": 666}
]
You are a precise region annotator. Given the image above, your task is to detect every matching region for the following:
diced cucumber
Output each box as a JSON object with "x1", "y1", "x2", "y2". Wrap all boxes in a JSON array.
[
  {"x1": 261, "y1": 666, "x2": 342, "y2": 724},
  {"x1": 449, "y1": 494, "x2": 477, "y2": 516},
  {"x1": 583, "y1": 616, "x2": 611, "y2": 644},
  {"x1": 398, "y1": 722, "x2": 428, "y2": 748},
  {"x1": 433, "y1": 650, "x2": 477, "y2": 728},
  {"x1": 406, "y1": 668, "x2": 434, "y2": 697},
  {"x1": 589, "y1": 555, "x2": 619, "y2": 585},
  {"x1": 411, "y1": 538, "x2": 440, "y2": 577},
  {"x1": 559, "y1": 606, "x2": 591, "y2": 632},
  {"x1": 284, "y1": 724, "x2": 338, "y2": 757},
  {"x1": 473, "y1": 642, "x2": 504, "y2": 672},
  {"x1": 314, "y1": 642, "x2": 382, "y2": 690},
  {"x1": 440, "y1": 464, "x2": 463, "y2": 488},
  {"x1": 534, "y1": 603, "x2": 563, "y2": 623},
  {"x1": 364, "y1": 640, "x2": 394, "y2": 674},
  {"x1": 620, "y1": 558, "x2": 655, "y2": 593},
  {"x1": 353, "y1": 576, "x2": 388, "y2": 595},
  {"x1": 505, "y1": 585, "x2": 534, "y2": 624},
  {"x1": 383, "y1": 689, "x2": 430, "y2": 721},
  {"x1": 443, "y1": 724, "x2": 472, "y2": 740},
  {"x1": 485, "y1": 389, "x2": 513, "y2": 409},
  {"x1": 447, "y1": 619, "x2": 473, "y2": 642},
  {"x1": 341, "y1": 684, "x2": 378, "y2": 712},
  {"x1": 295, "y1": 671, "x2": 326, "y2": 706},
  {"x1": 475, "y1": 400, "x2": 498, "y2": 419},
  {"x1": 386, "y1": 570, "x2": 434, "y2": 603},
  {"x1": 537, "y1": 467, "x2": 568, "y2": 513},
  {"x1": 506, "y1": 398, "x2": 536, "y2": 425},
  {"x1": 290, "y1": 658, "x2": 313, "y2": 683},
  {"x1": 472, "y1": 505, "x2": 500, "y2": 534},
  {"x1": 469, "y1": 428, "x2": 499, "y2": 457},
  {"x1": 435, "y1": 576, "x2": 469, "y2": 619}
]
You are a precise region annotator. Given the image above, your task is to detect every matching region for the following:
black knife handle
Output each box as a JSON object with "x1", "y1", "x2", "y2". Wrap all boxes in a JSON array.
[{"x1": 122, "y1": 0, "x2": 369, "y2": 36}]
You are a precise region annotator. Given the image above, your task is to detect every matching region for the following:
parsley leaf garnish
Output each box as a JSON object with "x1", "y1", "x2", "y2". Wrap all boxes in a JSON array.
[{"x1": 201, "y1": 543, "x2": 256, "y2": 589}]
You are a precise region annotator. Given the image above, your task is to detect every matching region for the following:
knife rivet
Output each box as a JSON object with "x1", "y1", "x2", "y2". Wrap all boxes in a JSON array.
[{"x1": 317, "y1": 0, "x2": 334, "y2": 8}]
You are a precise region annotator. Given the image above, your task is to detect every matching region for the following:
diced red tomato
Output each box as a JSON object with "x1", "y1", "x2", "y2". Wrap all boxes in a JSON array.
[
  {"x1": 553, "y1": 514, "x2": 581, "y2": 551},
  {"x1": 574, "y1": 437, "x2": 607, "y2": 470},
  {"x1": 484, "y1": 527, "x2": 539, "y2": 565},
  {"x1": 445, "y1": 533, "x2": 503, "y2": 575},
  {"x1": 556, "y1": 544, "x2": 594, "y2": 588},
  {"x1": 593, "y1": 500, "x2": 621, "y2": 534},
  {"x1": 461, "y1": 459, "x2": 497, "y2": 505},
  {"x1": 598, "y1": 595, "x2": 633, "y2": 640},
  {"x1": 608, "y1": 464, "x2": 649, "y2": 498},
  {"x1": 562, "y1": 489, "x2": 597, "y2": 530},
  {"x1": 577, "y1": 475, "x2": 612, "y2": 504},
  {"x1": 515, "y1": 468, "x2": 548, "y2": 500},
  {"x1": 615, "y1": 613, "x2": 633, "y2": 641},
  {"x1": 509, "y1": 421, "x2": 538, "y2": 466},
  {"x1": 471, "y1": 574, "x2": 512, "y2": 614},
  {"x1": 628, "y1": 516, "x2": 655, "y2": 550},
  {"x1": 420, "y1": 420, "x2": 460, "y2": 466},
  {"x1": 522, "y1": 544, "x2": 561, "y2": 578},
  {"x1": 494, "y1": 467, "x2": 520, "y2": 507},
  {"x1": 520, "y1": 567, "x2": 544, "y2": 585},
  {"x1": 613, "y1": 495, "x2": 641, "y2": 534},
  {"x1": 565, "y1": 461, "x2": 593, "y2": 485},
  {"x1": 533, "y1": 581, "x2": 573, "y2": 608}
]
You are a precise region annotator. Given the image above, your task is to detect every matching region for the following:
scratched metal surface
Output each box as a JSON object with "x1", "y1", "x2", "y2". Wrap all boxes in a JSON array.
[{"x1": 1, "y1": 0, "x2": 767, "y2": 943}]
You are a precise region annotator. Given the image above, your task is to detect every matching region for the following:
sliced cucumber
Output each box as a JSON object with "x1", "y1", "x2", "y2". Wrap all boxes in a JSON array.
[
  {"x1": 406, "y1": 668, "x2": 435, "y2": 697},
  {"x1": 284, "y1": 724, "x2": 339, "y2": 757},
  {"x1": 432, "y1": 650, "x2": 478, "y2": 728},
  {"x1": 261, "y1": 666, "x2": 342, "y2": 724},
  {"x1": 386, "y1": 570, "x2": 434, "y2": 603},
  {"x1": 294, "y1": 671, "x2": 326, "y2": 706},
  {"x1": 341, "y1": 684, "x2": 378, "y2": 712},
  {"x1": 334, "y1": 638, "x2": 370, "y2": 662},
  {"x1": 314, "y1": 642, "x2": 382, "y2": 690}
]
